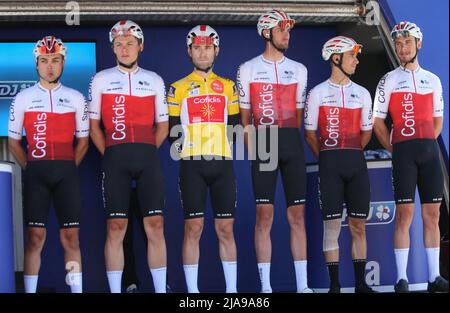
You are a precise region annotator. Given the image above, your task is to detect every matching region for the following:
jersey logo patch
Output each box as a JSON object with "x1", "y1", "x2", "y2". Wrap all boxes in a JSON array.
[
  {"x1": 211, "y1": 80, "x2": 224, "y2": 93},
  {"x1": 168, "y1": 86, "x2": 176, "y2": 98}
]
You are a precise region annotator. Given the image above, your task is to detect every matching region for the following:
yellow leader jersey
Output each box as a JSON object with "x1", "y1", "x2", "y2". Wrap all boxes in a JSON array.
[{"x1": 167, "y1": 71, "x2": 240, "y2": 158}]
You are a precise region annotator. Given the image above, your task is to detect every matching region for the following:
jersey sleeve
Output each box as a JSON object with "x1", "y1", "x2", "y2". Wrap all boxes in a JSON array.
[
  {"x1": 153, "y1": 74, "x2": 169, "y2": 123},
  {"x1": 432, "y1": 75, "x2": 444, "y2": 117},
  {"x1": 361, "y1": 88, "x2": 373, "y2": 131},
  {"x1": 304, "y1": 87, "x2": 319, "y2": 131},
  {"x1": 88, "y1": 73, "x2": 102, "y2": 120},
  {"x1": 296, "y1": 65, "x2": 308, "y2": 109},
  {"x1": 373, "y1": 73, "x2": 391, "y2": 119},
  {"x1": 236, "y1": 63, "x2": 251, "y2": 110},
  {"x1": 8, "y1": 93, "x2": 25, "y2": 139},
  {"x1": 75, "y1": 92, "x2": 90, "y2": 138},
  {"x1": 167, "y1": 82, "x2": 181, "y2": 117},
  {"x1": 227, "y1": 80, "x2": 240, "y2": 116}
]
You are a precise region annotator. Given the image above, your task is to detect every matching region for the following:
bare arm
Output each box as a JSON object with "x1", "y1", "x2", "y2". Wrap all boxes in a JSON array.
[
  {"x1": 89, "y1": 119, "x2": 105, "y2": 156},
  {"x1": 297, "y1": 109, "x2": 304, "y2": 129},
  {"x1": 305, "y1": 130, "x2": 320, "y2": 160},
  {"x1": 155, "y1": 121, "x2": 169, "y2": 148},
  {"x1": 74, "y1": 137, "x2": 89, "y2": 166},
  {"x1": 8, "y1": 138, "x2": 27, "y2": 169},
  {"x1": 373, "y1": 117, "x2": 392, "y2": 153},
  {"x1": 360, "y1": 130, "x2": 373, "y2": 149},
  {"x1": 433, "y1": 117, "x2": 443, "y2": 138}
]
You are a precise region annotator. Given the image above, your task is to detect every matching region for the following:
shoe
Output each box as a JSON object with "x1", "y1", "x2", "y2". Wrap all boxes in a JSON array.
[
  {"x1": 394, "y1": 279, "x2": 409, "y2": 293},
  {"x1": 427, "y1": 276, "x2": 449, "y2": 293},
  {"x1": 298, "y1": 287, "x2": 314, "y2": 293},
  {"x1": 126, "y1": 283, "x2": 139, "y2": 293},
  {"x1": 355, "y1": 284, "x2": 378, "y2": 293},
  {"x1": 328, "y1": 285, "x2": 341, "y2": 293}
]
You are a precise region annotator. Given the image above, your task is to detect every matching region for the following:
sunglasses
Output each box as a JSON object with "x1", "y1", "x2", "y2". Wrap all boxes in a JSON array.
[{"x1": 278, "y1": 19, "x2": 295, "y2": 30}]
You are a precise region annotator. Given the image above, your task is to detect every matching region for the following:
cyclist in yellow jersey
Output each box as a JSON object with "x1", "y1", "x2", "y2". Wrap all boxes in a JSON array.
[
  {"x1": 168, "y1": 72, "x2": 239, "y2": 159},
  {"x1": 167, "y1": 25, "x2": 240, "y2": 293}
]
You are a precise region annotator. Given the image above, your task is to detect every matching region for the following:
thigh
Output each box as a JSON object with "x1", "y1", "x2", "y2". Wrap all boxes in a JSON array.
[
  {"x1": 53, "y1": 162, "x2": 82, "y2": 228},
  {"x1": 179, "y1": 160, "x2": 208, "y2": 219},
  {"x1": 345, "y1": 159, "x2": 371, "y2": 220},
  {"x1": 210, "y1": 161, "x2": 236, "y2": 219},
  {"x1": 23, "y1": 163, "x2": 51, "y2": 228},
  {"x1": 392, "y1": 143, "x2": 418, "y2": 204},
  {"x1": 137, "y1": 152, "x2": 165, "y2": 217},
  {"x1": 102, "y1": 150, "x2": 132, "y2": 218}
]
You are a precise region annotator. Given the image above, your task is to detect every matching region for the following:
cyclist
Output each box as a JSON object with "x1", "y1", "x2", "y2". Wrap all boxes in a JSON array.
[
  {"x1": 89, "y1": 20, "x2": 169, "y2": 293},
  {"x1": 237, "y1": 9, "x2": 311, "y2": 293},
  {"x1": 8, "y1": 36, "x2": 89, "y2": 293},
  {"x1": 373, "y1": 21, "x2": 448, "y2": 293},
  {"x1": 167, "y1": 25, "x2": 240, "y2": 293},
  {"x1": 305, "y1": 36, "x2": 376, "y2": 293}
]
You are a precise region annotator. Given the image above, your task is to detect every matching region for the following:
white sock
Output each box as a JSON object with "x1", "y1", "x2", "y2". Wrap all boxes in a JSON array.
[
  {"x1": 106, "y1": 271, "x2": 123, "y2": 293},
  {"x1": 425, "y1": 247, "x2": 440, "y2": 282},
  {"x1": 222, "y1": 261, "x2": 237, "y2": 293},
  {"x1": 294, "y1": 260, "x2": 308, "y2": 292},
  {"x1": 257, "y1": 263, "x2": 272, "y2": 293},
  {"x1": 24, "y1": 275, "x2": 38, "y2": 293},
  {"x1": 394, "y1": 248, "x2": 409, "y2": 283},
  {"x1": 150, "y1": 267, "x2": 167, "y2": 293},
  {"x1": 183, "y1": 264, "x2": 200, "y2": 293},
  {"x1": 67, "y1": 272, "x2": 83, "y2": 293}
]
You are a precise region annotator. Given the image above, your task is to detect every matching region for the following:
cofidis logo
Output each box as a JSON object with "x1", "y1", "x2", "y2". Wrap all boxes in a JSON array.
[{"x1": 342, "y1": 201, "x2": 396, "y2": 226}]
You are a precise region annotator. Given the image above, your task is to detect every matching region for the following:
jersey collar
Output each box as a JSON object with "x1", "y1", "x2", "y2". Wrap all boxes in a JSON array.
[
  {"x1": 327, "y1": 79, "x2": 352, "y2": 89},
  {"x1": 116, "y1": 65, "x2": 140, "y2": 75},
  {"x1": 189, "y1": 70, "x2": 217, "y2": 81},
  {"x1": 37, "y1": 82, "x2": 62, "y2": 93},
  {"x1": 260, "y1": 54, "x2": 286, "y2": 65},
  {"x1": 399, "y1": 65, "x2": 421, "y2": 74}
]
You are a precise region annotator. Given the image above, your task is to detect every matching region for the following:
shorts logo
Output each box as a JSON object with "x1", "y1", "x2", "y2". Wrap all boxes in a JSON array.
[{"x1": 211, "y1": 80, "x2": 224, "y2": 93}]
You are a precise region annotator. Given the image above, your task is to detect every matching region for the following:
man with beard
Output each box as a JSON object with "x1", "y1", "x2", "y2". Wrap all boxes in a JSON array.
[
  {"x1": 167, "y1": 25, "x2": 240, "y2": 293},
  {"x1": 89, "y1": 20, "x2": 169, "y2": 293},
  {"x1": 236, "y1": 9, "x2": 311, "y2": 293},
  {"x1": 8, "y1": 36, "x2": 89, "y2": 293}
]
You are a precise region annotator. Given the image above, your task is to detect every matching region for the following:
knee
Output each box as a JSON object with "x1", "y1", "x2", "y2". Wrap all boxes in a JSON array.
[
  {"x1": 185, "y1": 220, "x2": 203, "y2": 240},
  {"x1": 60, "y1": 230, "x2": 80, "y2": 251},
  {"x1": 216, "y1": 222, "x2": 234, "y2": 241},
  {"x1": 255, "y1": 207, "x2": 273, "y2": 232},
  {"x1": 144, "y1": 217, "x2": 165, "y2": 237},
  {"x1": 26, "y1": 230, "x2": 45, "y2": 251},
  {"x1": 349, "y1": 221, "x2": 366, "y2": 239},
  {"x1": 287, "y1": 207, "x2": 305, "y2": 230},
  {"x1": 422, "y1": 207, "x2": 440, "y2": 227},
  {"x1": 395, "y1": 208, "x2": 414, "y2": 227},
  {"x1": 107, "y1": 220, "x2": 127, "y2": 240}
]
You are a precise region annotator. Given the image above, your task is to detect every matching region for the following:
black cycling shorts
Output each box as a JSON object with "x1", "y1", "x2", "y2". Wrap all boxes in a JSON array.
[
  {"x1": 24, "y1": 160, "x2": 81, "y2": 228},
  {"x1": 318, "y1": 149, "x2": 370, "y2": 221},
  {"x1": 251, "y1": 128, "x2": 306, "y2": 207},
  {"x1": 102, "y1": 143, "x2": 165, "y2": 219},
  {"x1": 179, "y1": 158, "x2": 236, "y2": 219},
  {"x1": 392, "y1": 139, "x2": 444, "y2": 204}
]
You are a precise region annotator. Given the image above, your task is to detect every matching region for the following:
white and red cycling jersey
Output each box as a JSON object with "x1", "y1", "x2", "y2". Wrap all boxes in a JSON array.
[
  {"x1": 373, "y1": 66, "x2": 444, "y2": 144},
  {"x1": 8, "y1": 83, "x2": 89, "y2": 161},
  {"x1": 88, "y1": 66, "x2": 169, "y2": 147},
  {"x1": 236, "y1": 55, "x2": 307, "y2": 128},
  {"x1": 304, "y1": 79, "x2": 373, "y2": 151}
]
